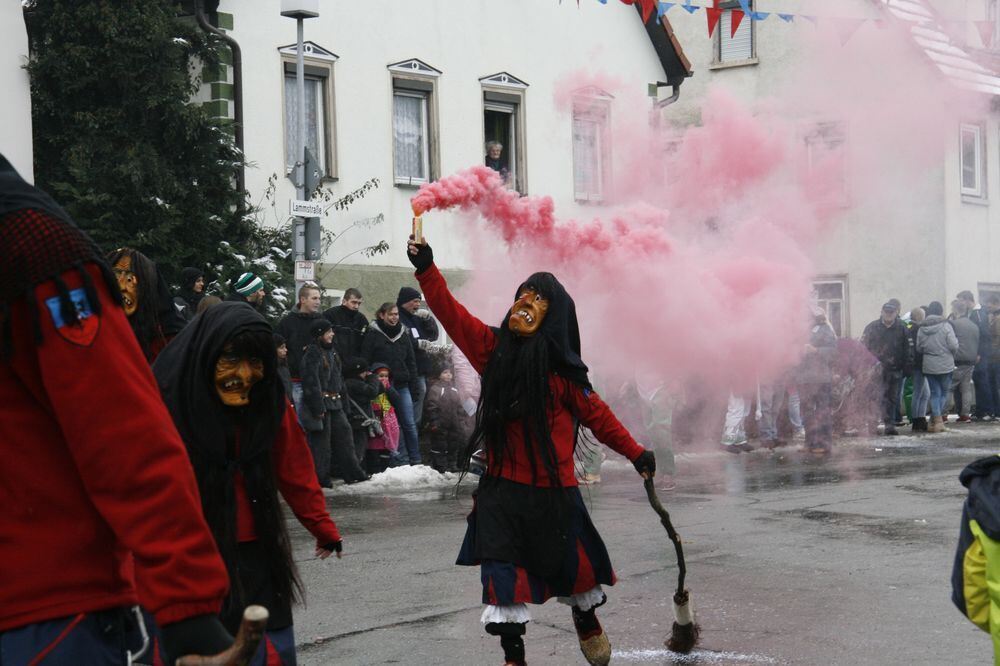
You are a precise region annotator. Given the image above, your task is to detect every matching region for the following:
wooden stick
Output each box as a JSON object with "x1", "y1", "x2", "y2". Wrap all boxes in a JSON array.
[{"x1": 176, "y1": 606, "x2": 269, "y2": 666}]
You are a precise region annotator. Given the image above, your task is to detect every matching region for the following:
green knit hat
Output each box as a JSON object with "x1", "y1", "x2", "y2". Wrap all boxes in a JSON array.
[{"x1": 234, "y1": 272, "x2": 263, "y2": 296}]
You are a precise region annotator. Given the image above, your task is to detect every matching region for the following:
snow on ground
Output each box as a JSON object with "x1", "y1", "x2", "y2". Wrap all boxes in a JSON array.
[
  {"x1": 325, "y1": 464, "x2": 474, "y2": 495},
  {"x1": 613, "y1": 648, "x2": 777, "y2": 663}
]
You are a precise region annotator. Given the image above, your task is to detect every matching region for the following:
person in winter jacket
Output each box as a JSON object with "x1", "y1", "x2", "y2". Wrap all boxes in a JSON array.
[
  {"x1": 407, "y1": 236, "x2": 655, "y2": 666},
  {"x1": 174, "y1": 266, "x2": 205, "y2": 322},
  {"x1": 798, "y1": 312, "x2": 837, "y2": 454},
  {"x1": 226, "y1": 271, "x2": 266, "y2": 311},
  {"x1": 322, "y1": 287, "x2": 368, "y2": 359},
  {"x1": 907, "y1": 308, "x2": 931, "y2": 432},
  {"x1": 367, "y1": 361, "x2": 402, "y2": 473},
  {"x1": 301, "y1": 319, "x2": 368, "y2": 486},
  {"x1": 861, "y1": 301, "x2": 910, "y2": 435},
  {"x1": 0, "y1": 153, "x2": 233, "y2": 664},
  {"x1": 988, "y1": 295, "x2": 1000, "y2": 420},
  {"x1": 362, "y1": 302, "x2": 422, "y2": 465},
  {"x1": 951, "y1": 454, "x2": 1000, "y2": 664},
  {"x1": 958, "y1": 290, "x2": 994, "y2": 420},
  {"x1": 275, "y1": 333, "x2": 294, "y2": 404},
  {"x1": 397, "y1": 286, "x2": 441, "y2": 428},
  {"x1": 343, "y1": 356, "x2": 385, "y2": 470},
  {"x1": 949, "y1": 300, "x2": 981, "y2": 422},
  {"x1": 152, "y1": 302, "x2": 343, "y2": 663},
  {"x1": 424, "y1": 365, "x2": 468, "y2": 472},
  {"x1": 276, "y1": 283, "x2": 323, "y2": 418},
  {"x1": 916, "y1": 301, "x2": 959, "y2": 432}
]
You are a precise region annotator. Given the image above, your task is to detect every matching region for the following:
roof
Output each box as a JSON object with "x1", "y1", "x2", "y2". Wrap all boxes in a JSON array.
[
  {"x1": 879, "y1": 0, "x2": 1000, "y2": 96},
  {"x1": 630, "y1": 3, "x2": 694, "y2": 86}
]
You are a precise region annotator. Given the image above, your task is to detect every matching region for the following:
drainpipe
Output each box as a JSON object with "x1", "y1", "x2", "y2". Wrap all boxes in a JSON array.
[
  {"x1": 649, "y1": 82, "x2": 681, "y2": 127},
  {"x1": 194, "y1": 0, "x2": 245, "y2": 206}
]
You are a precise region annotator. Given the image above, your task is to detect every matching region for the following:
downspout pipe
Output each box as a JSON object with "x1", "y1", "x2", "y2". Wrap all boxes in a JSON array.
[{"x1": 194, "y1": 0, "x2": 245, "y2": 207}]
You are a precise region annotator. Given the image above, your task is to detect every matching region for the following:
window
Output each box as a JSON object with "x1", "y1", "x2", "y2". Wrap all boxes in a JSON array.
[
  {"x1": 812, "y1": 278, "x2": 849, "y2": 338},
  {"x1": 960, "y1": 124, "x2": 985, "y2": 199},
  {"x1": 804, "y1": 121, "x2": 848, "y2": 204},
  {"x1": 978, "y1": 282, "x2": 1000, "y2": 306},
  {"x1": 714, "y1": 1, "x2": 755, "y2": 65},
  {"x1": 571, "y1": 89, "x2": 613, "y2": 202},
  {"x1": 389, "y1": 59, "x2": 441, "y2": 186},
  {"x1": 481, "y1": 72, "x2": 528, "y2": 194},
  {"x1": 279, "y1": 42, "x2": 338, "y2": 179}
]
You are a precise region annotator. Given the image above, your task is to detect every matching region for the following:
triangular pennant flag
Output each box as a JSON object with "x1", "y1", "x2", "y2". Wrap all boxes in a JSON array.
[
  {"x1": 638, "y1": 0, "x2": 656, "y2": 22},
  {"x1": 976, "y1": 20, "x2": 994, "y2": 49},
  {"x1": 598, "y1": 0, "x2": 608, "y2": 4},
  {"x1": 801, "y1": 14, "x2": 818, "y2": 26},
  {"x1": 751, "y1": 12, "x2": 769, "y2": 21},
  {"x1": 706, "y1": 7, "x2": 723, "y2": 37},
  {"x1": 682, "y1": 0, "x2": 698, "y2": 14},
  {"x1": 657, "y1": 2, "x2": 674, "y2": 18},
  {"x1": 833, "y1": 17, "x2": 865, "y2": 45},
  {"x1": 778, "y1": 13, "x2": 794, "y2": 23},
  {"x1": 731, "y1": 9, "x2": 745, "y2": 37},
  {"x1": 736, "y1": 0, "x2": 751, "y2": 16}
]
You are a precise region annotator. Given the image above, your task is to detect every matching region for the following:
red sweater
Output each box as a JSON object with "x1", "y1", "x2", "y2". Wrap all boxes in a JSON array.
[
  {"x1": 416, "y1": 265, "x2": 644, "y2": 487},
  {"x1": 235, "y1": 402, "x2": 342, "y2": 545},
  {"x1": 0, "y1": 264, "x2": 228, "y2": 631}
]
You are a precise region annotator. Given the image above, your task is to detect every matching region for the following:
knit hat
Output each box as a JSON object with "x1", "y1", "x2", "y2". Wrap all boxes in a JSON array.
[
  {"x1": 273, "y1": 333, "x2": 286, "y2": 347},
  {"x1": 369, "y1": 361, "x2": 391, "y2": 375},
  {"x1": 309, "y1": 319, "x2": 333, "y2": 338},
  {"x1": 234, "y1": 272, "x2": 263, "y2": 296},
  {"x1": 342, "y1": 356, "x2": 368, "y2": 378},
  {"x1": 397, "y1": 286, "x2": 421, "y2": 306}
]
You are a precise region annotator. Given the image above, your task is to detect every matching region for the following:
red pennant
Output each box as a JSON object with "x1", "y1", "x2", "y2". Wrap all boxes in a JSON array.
[
  {"x1": 976, "y1": 21, "x2": 994, "y2": 49},
  {"x1": 619, "y1": 0, "x2": 656, "y2": 23},
  {"x1": 731, "y1": 9, "x2": 745, "y2": 38},
  {"x1": 707, "y1": 7, "x2": 723, "y2": 37},
  {"x1": 833, "y1": 17, "x2": 865, "y2": 45}
]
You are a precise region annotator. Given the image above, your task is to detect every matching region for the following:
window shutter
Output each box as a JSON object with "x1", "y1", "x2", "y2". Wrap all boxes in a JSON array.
[{"x1": 721, "y1": 10, "x2": 753, "y2": 62}]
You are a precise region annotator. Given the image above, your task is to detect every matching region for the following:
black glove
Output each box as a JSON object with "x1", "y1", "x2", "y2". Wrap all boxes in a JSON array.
[
  {"x1": 324, "y1": 540, "x2": 343, "y2": 554},
  {"x1": 632, "y1": 450, "x2": 656, "y2": 477},
  {"x1": 161, "y1": 613, "x2": 233, "y2": 663},
  {"x1": 407, "y1": 237, "x2": 434, "y2": 274}
]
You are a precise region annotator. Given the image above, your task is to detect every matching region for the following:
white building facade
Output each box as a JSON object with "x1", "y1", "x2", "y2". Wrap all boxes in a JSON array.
[
  {"x1": 212, "y1": 0, "x2": 689, "y2": 299},
  {"x1": 2, "y1": 3, "x2": 33, "y2": 181},
  {"x1": 663, "y1": 0, "x2": 1000, "y2": 336}
]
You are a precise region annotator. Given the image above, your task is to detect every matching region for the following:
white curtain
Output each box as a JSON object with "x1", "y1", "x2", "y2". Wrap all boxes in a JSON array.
[
  {"x1": 394, "y1": 93, "x2": 426, "y2": 181},
  {"x1": 284, "y1": 75, "x2": 323, "y2": 170}
]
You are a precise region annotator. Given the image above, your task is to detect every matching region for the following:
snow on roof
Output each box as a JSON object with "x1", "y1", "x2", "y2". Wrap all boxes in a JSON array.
[{"x1": 879, "y1": 0, "x2": 1000, "y2": 96}]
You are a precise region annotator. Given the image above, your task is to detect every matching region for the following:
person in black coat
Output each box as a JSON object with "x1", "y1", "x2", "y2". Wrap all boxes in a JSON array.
[
  {"x1": 323, "y1": 287, "x2": 368, "y2": 360},
  {"x1": 397, "y1": 286, "x2": 440, "y2": 428},
  {"x1": 361, "y1": 302, "x2": 422, "y2": 465},
  {"x1": 424, "y1": 365, "x2": 468, "y2": 473},
  {"x1": 300, "y1": 319, "x2": 368, "y2": 486},
  {"x1": 861, "y1": 301, "x2": 911, "y2": 435},
  {"x1": 276, "y1": 283, "x2": 324, "y2": 416},
  {"x1": 342, "y1": 356, "x2": 393, "y2": 474}
]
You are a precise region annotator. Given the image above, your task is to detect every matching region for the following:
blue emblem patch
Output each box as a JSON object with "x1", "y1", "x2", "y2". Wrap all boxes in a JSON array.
[{"x1": 44, "y1": 288, "x2": 99, "y2": 346}]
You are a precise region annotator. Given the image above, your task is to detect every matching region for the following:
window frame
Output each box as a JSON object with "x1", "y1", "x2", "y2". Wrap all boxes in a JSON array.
[
  {"x1": 712, "y1": 0, "x2": 757, "y2": 68},
  {"x1": 571, "y1": 91, "x2": 613, "y2": 203},
  {"x1": 812, "y1": 276, "x2": 850, "y2": 338},
  {"x1": 481, "y1": 72, "x2": 529, "y2": 195},
  {"x1": 389, "y1": 59, "x2": 441, "y2": 188},
  {"x1": 803, "y1": 120, "x2": 850, "y2": 206},
  {"x1": 960, "y1": 123, "x2": 986, "y2": 200},
  {"x1": 279, "y1": 45, "x2": 338, "y2": 181}
]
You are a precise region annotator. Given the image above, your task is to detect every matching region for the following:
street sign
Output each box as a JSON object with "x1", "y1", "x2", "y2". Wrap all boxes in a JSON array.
[
  {"x1": 290, "y1": 199, "x2": 323, "y2": 217},
  {"x1": 294, "y1": 260, "x2": 316, "y2": 282}
]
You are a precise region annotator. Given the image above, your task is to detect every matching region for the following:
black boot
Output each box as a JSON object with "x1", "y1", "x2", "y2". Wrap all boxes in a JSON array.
[
  {"x1": 911, "y1": 417, "x2": 927, "y2": 433},
  {"x1": 429, "y1": 448, "x2": 448, "y2": 473},
  {"x1": 485, "y1": 622, "x2": 526, "y2": 666}
]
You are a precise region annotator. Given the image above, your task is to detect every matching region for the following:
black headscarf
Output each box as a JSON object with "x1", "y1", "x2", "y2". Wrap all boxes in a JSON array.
[
  {"x1": 468, "y1": 272, "x2": 590, "y2": 486},
  {"x1": 152, "y1": 301, "x2": 301, "y2": 614},
  {"x1": 179, "y1": 266, "x2": 205, "y2": 309},
  {"x1": 107, "y1": 247, "x2": 186, "y2": 360},
  {"x1": 0, "y1": 153, "x2": 119, "y2": 356}
]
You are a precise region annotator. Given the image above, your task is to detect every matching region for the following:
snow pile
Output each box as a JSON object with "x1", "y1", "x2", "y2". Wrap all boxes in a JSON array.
[
  {"x1": 613, "y1": 648, "x2": 776, "y2": 664},
  {"x1": 330, "y1": 465, "x2": 471, "y2": 495}
]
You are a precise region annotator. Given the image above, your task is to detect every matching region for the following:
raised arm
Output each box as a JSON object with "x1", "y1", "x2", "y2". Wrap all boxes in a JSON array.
[{"x1": 407, "y1": 239, "x2": 496, "y2": 373}]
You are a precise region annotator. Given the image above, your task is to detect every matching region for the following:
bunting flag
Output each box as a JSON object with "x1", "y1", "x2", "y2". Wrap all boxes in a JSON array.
[
  {"x1": 751, "y1": 11, "x2": 769, "y2": 21},
  {"x1": 736, "y1": 0, "x2": 751, "y2": 16},
  {"x1": 976, "y1": 20, "x2": 994, "y2": 49},
  {"x1": 778, "y1": 13, "x2": 794, "y2": 23},
  {"x1": 657, "y1": 2, "x2": 674, "y2": 19},
  {"x1": 619, "y1": 0, "x2": 657, "y2": 22},
  {"x1": 706, "y1": 6, "x2": 723, "y2": 37},
  {"x1": 731, "y1": 9, "x2": 745, "y2": 37},
  {"x1": 800, "y1": 14, "x2": 818, "y2": 26},
  {"x1": 833, "y1": 17, "x2": 865, "y2": 45},
  {"x1": 682, "y1": 0, "x2": 699, "y2": 14}
]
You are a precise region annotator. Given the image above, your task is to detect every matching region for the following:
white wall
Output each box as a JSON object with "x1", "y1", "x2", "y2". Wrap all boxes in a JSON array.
[
  {"x1": 221, "y1": 0, "x2": 667, "y2": 272},
  {"x1": 1, "y1": 3, "x2": 33, "y2": 181}
]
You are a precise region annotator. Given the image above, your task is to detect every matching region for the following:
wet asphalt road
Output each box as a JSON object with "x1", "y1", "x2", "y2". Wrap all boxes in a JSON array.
[{"x1": 284, "y1": 423, "x2": 998, "y2": 665}]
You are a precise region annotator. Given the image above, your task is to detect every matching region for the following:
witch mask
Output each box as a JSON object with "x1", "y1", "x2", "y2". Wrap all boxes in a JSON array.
[
  {"x1": 214, "y1": 344, "x2": 265, "y2": 407},
  {"x1": 112, "y1": 254, "x2": 138, "y2": 316},
  {"x1": 507, "y1": 287, "x2": 549, "y2": 337}
]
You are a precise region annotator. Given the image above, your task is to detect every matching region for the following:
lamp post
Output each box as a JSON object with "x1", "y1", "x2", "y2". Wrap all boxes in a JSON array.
[{"x1": 281, "y1": 0, "x2": 320, "y2": 297}]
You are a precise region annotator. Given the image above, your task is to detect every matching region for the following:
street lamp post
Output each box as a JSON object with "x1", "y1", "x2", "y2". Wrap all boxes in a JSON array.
[{"x1": 281, "y1": 0, "x2": 320, "y2": 297}]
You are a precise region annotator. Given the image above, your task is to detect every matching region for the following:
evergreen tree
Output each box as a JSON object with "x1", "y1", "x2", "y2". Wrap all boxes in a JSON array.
[{"x1": 23, "y1": 0, "x2": 261, "y2": 287}]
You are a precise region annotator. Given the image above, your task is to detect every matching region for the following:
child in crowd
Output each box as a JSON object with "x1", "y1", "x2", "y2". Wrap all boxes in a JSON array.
[
  {"x1": 343, "y1": 357, "x2": 389, "y2": 474},
  {"x1": 424, "y1": 365, "x2": 467, "y2": 473},
  {"x1": 367, "y1": 361, "x2": 402, "y2": 473}
]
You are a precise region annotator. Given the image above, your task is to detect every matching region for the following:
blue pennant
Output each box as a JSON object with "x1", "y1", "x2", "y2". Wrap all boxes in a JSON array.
[
  {"x1": 658, "y1": 2, "x2": 674, "y2": 17},
  {"x1": 751, "y1": 11, "x2": 769, "y2": 20},
  {"x1": 682, "y1": 0, "x2": 698, "y2": 14},
  {"x1": 778, "y1": 13, "x2": 794, "y2": 22},
  {"x1": 737, "y1": 0, "x2": 751, "y2": 15}
]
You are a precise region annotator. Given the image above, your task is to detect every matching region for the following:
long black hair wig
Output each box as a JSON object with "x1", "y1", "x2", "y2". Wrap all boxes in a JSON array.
[
  {"x1": 465, "y1": 272, "x2": 590, "y2": 487},
  {"x1": 107, "y1": 247, "x2": 185, "y2": 360}
]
